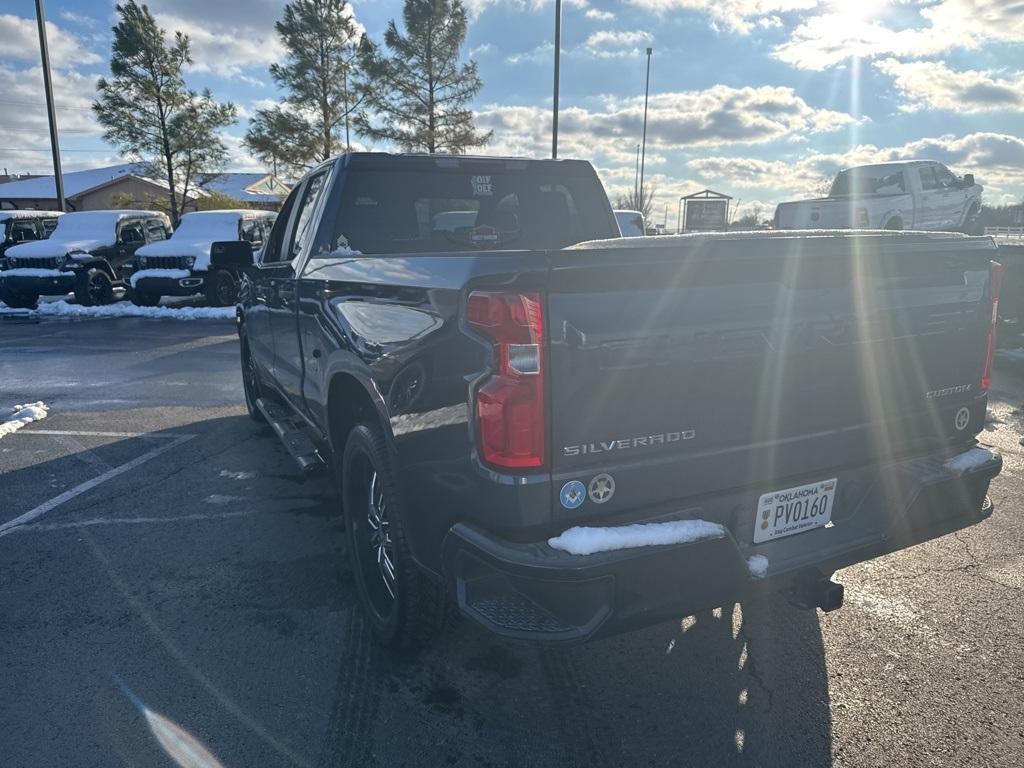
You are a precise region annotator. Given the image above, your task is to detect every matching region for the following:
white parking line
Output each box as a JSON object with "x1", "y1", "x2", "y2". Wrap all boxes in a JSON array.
[
  {"x1": 0, "y1": 433, "x2": 196, "y2": 537},
  {"x1": 14, "y1": 429, "x2": 177, "y2": 438}
]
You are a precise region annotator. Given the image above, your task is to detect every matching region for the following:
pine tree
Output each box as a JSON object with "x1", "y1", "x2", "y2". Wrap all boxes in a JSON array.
[
  {"x1": 245, "y1": 0, "x2": 366, "y2": 175},
  {"x1": 93, "y1": 1, "x2": 236, "y2": 224},
  {"x1": 356, "y1": 0, "x2": 491, "y2": 154}
]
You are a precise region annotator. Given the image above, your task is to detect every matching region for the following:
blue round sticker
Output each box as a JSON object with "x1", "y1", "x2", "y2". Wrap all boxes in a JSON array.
[{"x1": 559, "y1": 480, "x2": 586, "y2": 509}]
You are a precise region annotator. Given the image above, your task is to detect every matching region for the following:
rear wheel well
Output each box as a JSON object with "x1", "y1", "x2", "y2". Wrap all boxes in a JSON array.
[
  {"x1": 328, "y1": 374, "x2": 382, "y2": 458},
  {"x1": 884, "y1": 217, "x2": 903, "y2": 231}
]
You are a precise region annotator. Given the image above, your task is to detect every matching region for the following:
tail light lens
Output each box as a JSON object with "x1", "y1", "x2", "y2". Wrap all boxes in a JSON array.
[
  {"x1": 467, "y1": 291, "x2": 546, "y2": 470},
  {"x1": 980, "y1": 260, "x2": 1003, "y2": 391}
]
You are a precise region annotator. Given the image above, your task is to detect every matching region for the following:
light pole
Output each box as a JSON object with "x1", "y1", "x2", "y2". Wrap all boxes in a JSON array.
[
  {"x1": 551, "y1": 0, "x2": 561, "y2": 159},
  {"x1": 638, "y1": 47, "x2": 652, "y2": 209},
  {"x1": 34, "y1": 0, "x2": 64, "y2": 211},
  {"x1": 633, "y1": 143, "x2": 640, "y2": 202}
]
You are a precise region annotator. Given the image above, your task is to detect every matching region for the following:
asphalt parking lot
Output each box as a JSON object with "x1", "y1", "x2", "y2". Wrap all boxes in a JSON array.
[{"x1": 1, "y1": 315, "x2": 1022, "y2": 768}]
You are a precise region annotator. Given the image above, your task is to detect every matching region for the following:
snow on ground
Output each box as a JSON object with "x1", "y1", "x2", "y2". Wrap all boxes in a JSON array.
[
  {"x1": 0, "y1": 300, "x2": 234, "y2": 320},
  {"x1": 129, "y1": 269, "x2": 191, "y2": 288},
  {"x1": 0, "y1": 402, "x2": 49, "y2": 439},
  {"x1": 747, "y1": 554, "x2": 769, "y2": 579},
  {"x1": 944, "y1": 446, "x2": 997, "y2": 473},
  {"x1": 548, "y1": 519, "x2": 725, "y2": 556},
  {"x1": 997, "y1": 348, "x2": 1024, "y2": 361}
]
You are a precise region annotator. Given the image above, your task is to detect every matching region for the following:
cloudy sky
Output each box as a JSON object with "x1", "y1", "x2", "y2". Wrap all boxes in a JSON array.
[{"x1": 1, "y1": 0, "x2": 1023, "y2": 221}]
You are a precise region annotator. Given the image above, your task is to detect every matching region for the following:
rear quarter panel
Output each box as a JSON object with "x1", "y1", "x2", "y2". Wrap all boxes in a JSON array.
[{"x1": 298, "y1": 250, "x2": 554, "y2": 571}]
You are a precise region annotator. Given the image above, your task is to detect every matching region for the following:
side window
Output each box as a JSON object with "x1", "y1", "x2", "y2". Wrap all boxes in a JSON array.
[
  {"x1": 918, "y1": 166, "x2": 939, "y2": 191},
  {"x1": 10, "y1": 220, "x2": 40, "y2": 242},
  {"x1": 935, "y1": 165, "x2": 958, "y2": 189},
  {"x1": 120, "y1": 221, "x2": 145, "y2": 244},
  {"x1": 287, "y1": 170, "x2": 329, "y2": 261},
  {"x1": 146, "y1": 219, "x2": 167, "y2": 242},
  {"x1": 41, "y1": 218, "x2": 58, "y2": 236},
  {"x1": 260, "y1": 188, "x2": 301, "y2": 264},
  {"x1": 239, "y1": 219, "x2": 263, "y2": 247}
]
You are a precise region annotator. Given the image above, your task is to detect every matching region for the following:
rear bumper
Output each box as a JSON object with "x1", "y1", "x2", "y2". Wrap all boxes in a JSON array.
[{"x1": 441, "y1": 443, "x2": 1002, "y2": 642}]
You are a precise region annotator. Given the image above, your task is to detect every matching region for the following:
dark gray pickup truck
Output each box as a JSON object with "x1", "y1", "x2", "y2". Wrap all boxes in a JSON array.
[{"x1": 222, "y1": 152, "x2": 1003, "y2": 649}]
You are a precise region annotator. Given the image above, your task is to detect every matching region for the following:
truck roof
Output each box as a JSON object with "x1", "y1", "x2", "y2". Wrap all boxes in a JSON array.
[
  {"x1": 0, "y1": 210, "x2": 63, "y2": 221},
  {"x1": 338, "y1": 152, "x2": 598, "y2": 176}
]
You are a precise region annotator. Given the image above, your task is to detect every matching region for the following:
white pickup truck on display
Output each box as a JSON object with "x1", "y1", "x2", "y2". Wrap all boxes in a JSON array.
[{"x1": 774, "y1": 160, "x2": 983, "y2": 234}]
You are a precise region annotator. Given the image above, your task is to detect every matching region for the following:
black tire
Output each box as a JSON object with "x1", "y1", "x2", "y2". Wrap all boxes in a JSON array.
[
  {"x1": 74, "y1": 268, "x2": 114, "y2": 306},
  {"x1": 342, "y1": 422, "x2": 447, "y2": 650},
  {"x1": 205, "y1": 269, "x2": 238, "y2": 307},
  {"x1": 131, "y1": 290, "x2": 161, "y2": 307},
  {"x1": 884, "y1": 219, "x2": 903, "y2": 231},
  {"x1": 0, "y1": 289, "x2": 39, "y2": 309},
  {"x1": 962, "y1": 206, "x2": 982, "y2": 236},
  {"x1": 240, "y1": 340, "x2": 265, "y2": 424}
]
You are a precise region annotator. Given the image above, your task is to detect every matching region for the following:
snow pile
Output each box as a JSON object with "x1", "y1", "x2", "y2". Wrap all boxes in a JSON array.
[
  {"x1": 548, "y1": 518, "x2": 725, "y2": 556},
  {"x1": 747, "y1": 555, "x2": 769, "y2": 579},
  {"x1": 2, "y1": 268, "x2": 73, "y2": 277},
  {"x1": 997, "y1": 348, "x2": 1024, "y2": 362},
  {"x1": 0, "y1": 401, "x2": 49, "y2": 439},
  {"x1": 944, "y1": 446, "x2": 997, "y2": 473},
  {"x1": 0, "y1": 300, "x2": 234, "y2": 320},
  {"x1": 130, "y1": 268, "x2": 191, "y2": 288}
]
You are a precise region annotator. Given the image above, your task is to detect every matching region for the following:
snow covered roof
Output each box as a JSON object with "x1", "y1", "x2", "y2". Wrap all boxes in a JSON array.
[
  {"x1": 0, "y1": 163, "x2": 162, "y2": 201},
  {"x1": 199, "y1": 173, "x2": 290, "y2": 202},
  {"x1": 0, "y1": 210, "x2": 63, "y2": 221}
]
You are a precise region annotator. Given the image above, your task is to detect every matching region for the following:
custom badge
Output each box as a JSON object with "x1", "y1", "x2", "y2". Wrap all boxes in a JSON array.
[
  {"x1": 588, "y1": 473, "x2": 615, "y2": 504},
  {"x1": 954, "y1": 407, "x2": 970, "y2": 431},
  {"x1": 560, "y1": 480, "x2": 586, "y2": 509}
]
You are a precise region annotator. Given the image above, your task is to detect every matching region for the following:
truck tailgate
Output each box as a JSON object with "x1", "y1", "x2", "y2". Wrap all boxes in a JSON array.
[{"x1": 545, "y1": 231, "x2": 997, "y2": 521}]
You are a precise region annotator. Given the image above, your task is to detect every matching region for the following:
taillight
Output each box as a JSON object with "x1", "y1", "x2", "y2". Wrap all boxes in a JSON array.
[
  {"x1": 980, "y1": 260, "x2": 1003, "y2": 391},
  {"x1": 467, "y1": 291, "x2": 546, "y2": 470}
]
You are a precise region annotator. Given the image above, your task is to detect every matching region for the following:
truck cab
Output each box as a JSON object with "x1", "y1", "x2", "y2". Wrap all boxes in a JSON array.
[{"x1": 0, "y1": 210, "x2": 170, "y2": 308}]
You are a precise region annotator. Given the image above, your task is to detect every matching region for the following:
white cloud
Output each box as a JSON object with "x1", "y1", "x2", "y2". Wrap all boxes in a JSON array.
[
  {"x1": 477, "y1": 85, "x2": 853, "y2": 167},
  {"x1": 775, "y1": 0, "x2": 1024, "y2": 71},
  {"x1": 154, "y1": 14, "x2": 284, "y2": 80},
  {"x1": 0, "y1": 13, "x2": 101, "y2": 69},
  {"x1": 624, "y1": 0, "x2": 818, "y2": 34},
  {"x1": 584, "y1": 29, "x2": 653, "y2": 57},
  {"x1": 585, "y1": 9, "x2": 616, "y2": 21},
  {"x1": 874, "y1": 59, "x2": 1024, "y2": 113}
]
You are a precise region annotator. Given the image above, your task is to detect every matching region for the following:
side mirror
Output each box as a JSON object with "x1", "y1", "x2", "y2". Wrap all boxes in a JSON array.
[
  {"x1": 962, "y1": 173, "x2": 975, "y2": 188},
  {"x1": 211, "y1": 240, "x2": 256, "y2": 269}
]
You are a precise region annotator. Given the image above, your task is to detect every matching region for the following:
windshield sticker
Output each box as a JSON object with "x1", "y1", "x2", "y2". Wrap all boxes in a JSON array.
[{"x1": 471, "y1": 175, "x2": 493, "y2": 196}]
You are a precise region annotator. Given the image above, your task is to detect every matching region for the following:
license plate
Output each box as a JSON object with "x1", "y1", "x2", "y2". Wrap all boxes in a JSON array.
[{"x1": 753, "y1": 478, "x2": 837, "y2": 544}]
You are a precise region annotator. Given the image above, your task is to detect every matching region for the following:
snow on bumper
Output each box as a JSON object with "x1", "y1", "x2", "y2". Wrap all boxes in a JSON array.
[
  {"x1": 1, "y1": 268, "x2": 75, "y2": 278},
  {"x1": 129, "y1": 268, "x2": 191, "y2": 288}
]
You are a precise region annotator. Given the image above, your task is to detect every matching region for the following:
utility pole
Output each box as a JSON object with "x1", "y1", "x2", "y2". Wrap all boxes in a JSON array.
[
  {"x1": 551, "y1": 0, "x2": 561, "y2": 159},
  {"x1": 35, "y1": 0, "x2": 65, "y2": 211},
  {"x1": 638, "y1": 47, "x2": 653, "y2": 207}
]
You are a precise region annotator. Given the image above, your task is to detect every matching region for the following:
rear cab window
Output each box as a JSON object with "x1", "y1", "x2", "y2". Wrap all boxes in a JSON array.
[
  {"x1": 145, "y1": 219, "x2": 168, "y2": 242},
  {"x1": 326, "y1": 164, "x2": 616, "y2": 255}
]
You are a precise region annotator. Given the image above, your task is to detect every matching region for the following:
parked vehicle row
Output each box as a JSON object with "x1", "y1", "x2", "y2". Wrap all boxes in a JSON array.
[
  {"x1": 774, "y1": 160, "x2": 983, "y2": 233},
  {"x1": 220, "y1": 151, "x2": 1002, "y2": 651},
  {"x1": 0, "y1": 209, "x2": 275, "y2": 309}
]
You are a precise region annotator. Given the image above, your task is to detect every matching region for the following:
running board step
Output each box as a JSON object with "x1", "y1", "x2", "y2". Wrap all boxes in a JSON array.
[{"x1": 255, "y1": 397, "x2": 325, "y2": 474}]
